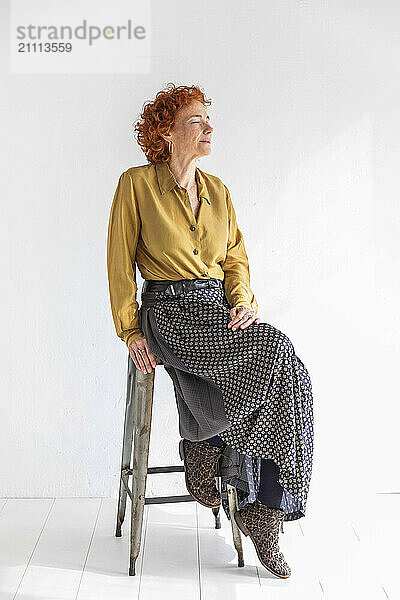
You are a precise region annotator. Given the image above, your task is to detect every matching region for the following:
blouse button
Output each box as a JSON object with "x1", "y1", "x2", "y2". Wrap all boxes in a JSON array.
[
  {"x1": 190, "y1": 225, "x2": 196, "y2": 231},
  {"x1": 193, "y1": 249, "x2": 199, "y2": 255}
]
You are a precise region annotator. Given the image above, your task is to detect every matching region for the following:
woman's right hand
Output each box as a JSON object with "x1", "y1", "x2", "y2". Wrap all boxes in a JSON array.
[{"x1": 128, "y1": 335, "x2": 158, "y2": 374}]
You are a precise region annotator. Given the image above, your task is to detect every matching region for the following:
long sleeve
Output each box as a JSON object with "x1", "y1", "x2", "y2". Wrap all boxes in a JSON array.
[
  {"x1": 220, "y1": 184, "x2": 258, "y2": 313},
  {"x1": 107, "y1": 170, "x2": 143, "y2": 348}
]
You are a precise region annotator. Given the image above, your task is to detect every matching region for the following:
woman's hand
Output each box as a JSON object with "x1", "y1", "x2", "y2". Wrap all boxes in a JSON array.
[
  {"x1": 228, "y1": 305, "x2": 260, "y2": 331},
  {"x1": 128, "y1": 335, "x2": 158, "y2": 374}
]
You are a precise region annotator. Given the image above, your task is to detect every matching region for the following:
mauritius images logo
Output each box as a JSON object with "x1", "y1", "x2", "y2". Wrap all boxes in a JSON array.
[{"x1": 10, "y1": 0, "x2": 151, "y2": 74}]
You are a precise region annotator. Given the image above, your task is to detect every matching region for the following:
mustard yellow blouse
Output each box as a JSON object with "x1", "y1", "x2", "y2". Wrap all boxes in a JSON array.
[{"x1": 107, "y1": 160, "x2": 258, "y2": 348}]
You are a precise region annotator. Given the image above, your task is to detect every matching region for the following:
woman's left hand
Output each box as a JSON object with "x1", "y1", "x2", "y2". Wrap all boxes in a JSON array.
[{"x1": 228, "y1": 306, "x2": 260, "y2": 331}]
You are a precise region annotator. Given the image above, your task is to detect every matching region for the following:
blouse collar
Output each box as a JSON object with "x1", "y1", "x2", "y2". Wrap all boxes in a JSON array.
[{"x1": 155, "y1": 160, "x2": 211, "y2": 203}]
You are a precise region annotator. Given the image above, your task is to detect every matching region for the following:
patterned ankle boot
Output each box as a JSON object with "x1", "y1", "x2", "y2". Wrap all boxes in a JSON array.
[
  {"x1": 234, "y1": 498, "x2": 291, "y2": 578},
  {"x1": 179, "y1": 438, "x2": 224, "y2": 508}
]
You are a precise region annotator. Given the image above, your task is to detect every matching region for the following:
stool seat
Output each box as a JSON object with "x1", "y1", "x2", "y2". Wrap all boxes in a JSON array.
[{"x1": 115, "y1": 354, "x2": 245, "y2": 576}]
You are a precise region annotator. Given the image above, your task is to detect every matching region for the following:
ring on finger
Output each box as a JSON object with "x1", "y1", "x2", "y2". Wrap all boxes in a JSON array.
[{"x1": 240, "y1": 313, "x2": 254, "y2": 325}]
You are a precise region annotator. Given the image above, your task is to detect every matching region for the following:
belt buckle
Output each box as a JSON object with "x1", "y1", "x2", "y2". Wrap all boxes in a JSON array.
[{"x1": 165, "y1": 280, "x2": 185, "y2": 297}]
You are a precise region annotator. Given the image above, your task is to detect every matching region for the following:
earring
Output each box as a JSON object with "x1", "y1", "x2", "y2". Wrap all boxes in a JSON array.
[{"x1": 168, "y1": 140, "x2": 173, "y2": 154}]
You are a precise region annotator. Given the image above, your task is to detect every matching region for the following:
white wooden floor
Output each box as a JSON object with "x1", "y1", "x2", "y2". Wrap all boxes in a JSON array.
[{"x1": 0, "y1": 493, "x2": 397, "y2": 599}]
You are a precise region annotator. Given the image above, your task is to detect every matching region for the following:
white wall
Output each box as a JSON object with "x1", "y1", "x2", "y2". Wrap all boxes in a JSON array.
[{"x1": 1, "y1": 0, "x2": 399, "y2": 510}]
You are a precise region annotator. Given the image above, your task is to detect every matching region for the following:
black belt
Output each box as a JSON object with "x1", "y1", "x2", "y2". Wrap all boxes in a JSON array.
[{"x1": 142, "y1": 277, "x2": 223, "y2": 298}]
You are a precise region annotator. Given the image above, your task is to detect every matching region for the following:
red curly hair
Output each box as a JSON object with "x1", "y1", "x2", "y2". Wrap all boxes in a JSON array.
[{"x1": 133, "y1": 82, "x2": 212, "y2": 164}]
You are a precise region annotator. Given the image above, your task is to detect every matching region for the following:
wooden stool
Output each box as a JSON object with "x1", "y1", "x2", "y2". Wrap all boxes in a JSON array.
[{"x1": 115, "y1": 353, "x2": 244, "y2": 575}]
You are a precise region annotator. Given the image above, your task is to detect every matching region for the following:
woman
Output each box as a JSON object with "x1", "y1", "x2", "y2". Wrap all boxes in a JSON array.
[{"x1": 107, "y1": 83, "x2": 314, "y2": 579}]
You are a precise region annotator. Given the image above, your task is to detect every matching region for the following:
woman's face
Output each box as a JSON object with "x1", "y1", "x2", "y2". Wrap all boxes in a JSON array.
[{"x1": 165, "y1": 99, "x2": 213, "y2": 161}]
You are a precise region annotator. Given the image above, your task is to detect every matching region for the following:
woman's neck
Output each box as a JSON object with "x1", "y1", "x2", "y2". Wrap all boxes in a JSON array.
[{"x1": 168, "y1": 156, "x2": 197, "y2": 191}]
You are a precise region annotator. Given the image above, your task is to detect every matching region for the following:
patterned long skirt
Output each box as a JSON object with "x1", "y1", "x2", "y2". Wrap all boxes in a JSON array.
[{"x1": 138, "y1": 281, "x2": 314, "y2": 523}]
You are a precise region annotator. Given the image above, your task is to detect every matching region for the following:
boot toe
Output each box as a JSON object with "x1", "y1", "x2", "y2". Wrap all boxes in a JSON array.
[{"x1": 268, "y1": 552, "x2": 291, "y2": 577}]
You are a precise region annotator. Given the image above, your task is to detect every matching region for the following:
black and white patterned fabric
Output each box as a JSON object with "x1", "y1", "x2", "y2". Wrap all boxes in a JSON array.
[{"x1": 138, "y1": 283, "x2": 314, "y2": 522}]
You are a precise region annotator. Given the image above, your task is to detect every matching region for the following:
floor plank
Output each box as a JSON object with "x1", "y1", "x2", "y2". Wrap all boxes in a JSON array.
[
  {"x1": 139, "y1": 501, "x2": 199, "y2": 599},
  {"x1": 351, "y1": 493, "x2": 400, "y2": 600},
  {"x1": 76, "y1": 498, "x2": 148, "y2": 599},
  {"x1": 0, "y1": 498, "x2": 54, "y2": 599},
  {"x1": 196, "y1": 502, "x2": 264, "y2": 599},
  {"x1": 13, "y1": 498, "x2": 101, "y2": 600},
  {"x1": 301, "y1": 499, "x2": 387, "y2": 599}
]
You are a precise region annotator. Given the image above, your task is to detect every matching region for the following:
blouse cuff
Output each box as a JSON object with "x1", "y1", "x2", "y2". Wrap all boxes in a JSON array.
[{"x1": 124, "y1": 329, "x2": 144, "y2": 348}]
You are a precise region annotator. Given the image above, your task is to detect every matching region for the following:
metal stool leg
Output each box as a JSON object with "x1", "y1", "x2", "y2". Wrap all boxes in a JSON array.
[
  {"x1": 129, "y1": 366, "x2": 156, "y2": 576},
  {"x1": 115, "y1": 355, "x2": 136, "y2": 537},
  {"x1": 212, "y1": 476, "x2": 222, "y2": 529},
  {"x1": 227, "y1": 483, "x2": 245, "y2": 567}
]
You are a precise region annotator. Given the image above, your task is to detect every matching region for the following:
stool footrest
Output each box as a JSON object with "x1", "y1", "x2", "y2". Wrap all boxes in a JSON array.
[
  {"x1": 122, "y1": 465, "x2": 185, "y2": 476},
  {"x1": 145, "y1": 494, "x2": 196, "y2": 504},
  {"x1": 147, "y1": 465, "x2": 185, "y2": 474}
]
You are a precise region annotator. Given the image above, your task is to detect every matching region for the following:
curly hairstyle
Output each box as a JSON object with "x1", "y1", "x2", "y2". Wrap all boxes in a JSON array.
[{"x1": 133, "y1": 82, "x2": 212, "y2": 164}]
